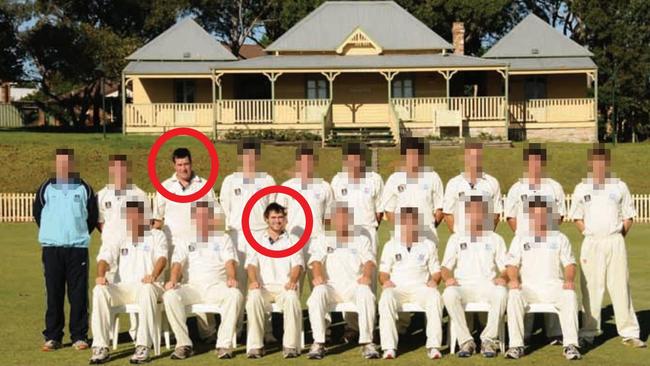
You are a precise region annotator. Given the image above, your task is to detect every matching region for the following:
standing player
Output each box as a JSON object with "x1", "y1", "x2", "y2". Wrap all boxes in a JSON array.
[
  {"x1": 441, "y1": 193, "x2": 508, "y2": 358},
  {"x1": 505, "y1": 197, "x2": 582, "y2": 360},
  {"x1": 89, "y1": 200, "x2": 167, "y2": 364},
  {"x1": 569, "y1": 145, "x2": 645, "y2": 348},
  {"x1": 245, "y1": 203, "x2": 304, "y2": 359},
  {"x1": 152, "y1": 147, "x2": 220, "y2": 341},
  {"x1": 34, "y1": 148, "x2": 98, "y2": 351},
  {"x1": 443, "y1": 142, "x2": 502, "y2": 234},
  {"x1": 381, "y1": 137, "x2": 444, "y2": 242},
  {"x1": 163, "y1": 201, "x2": 243, "y2": 360},
  {"x1": 306, "y1": 202, "x2": 379, "y2": 360},
  {"x1": 504, "y1": 144, "x2": 565, "y2": 343},
  {"x1": 378, "y1": 207, "x2": 443, "y2": 359}
]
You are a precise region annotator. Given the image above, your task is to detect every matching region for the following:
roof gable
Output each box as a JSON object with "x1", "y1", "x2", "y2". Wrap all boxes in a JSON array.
[
  {"x1": 127, "y1": 18, "x2": 237, "y2": 61},
  {"x1": 266, "y1": 1, "x2": 452, "y2": 52},
  {"x1": 484, "y1": 13, "x2": 592, "y2": 58},
  {"x1": 336, "y1": 27, "x2": 383, "y2": 55}
]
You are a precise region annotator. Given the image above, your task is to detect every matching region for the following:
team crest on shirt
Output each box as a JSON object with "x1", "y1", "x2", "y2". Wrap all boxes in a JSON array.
[
  {"x1": 120, "y1": 248, "x2": 129, "y2": 256},
  {"x1": 188, "y1": 243, "x2": 196, "y2": 252},
  {"x1": 523, "y1": 242, "x2": 531, "y2": 251},
  {"x1": 341, "y1": 188, "x2": 348, "y2": 196},
  {"x1": 417, "y1": 253, "x2": 425, "y2": 262},
  {"x1": 398, "y1": 184, "x2": 406, "y2": 193},
  {"x1": 234, "y1": 188, "x2": 241, "y2": 196},
  {"x1": 363, "y1": 186, "x2": 371, "y2": 194},
  {"x1": 520, "y1": 194, "x2": 528, "y2": 202},
  {"x1": 395, "y1": 253, "x2": 402, "y2": 261},
  {"x1": 105, "y1": 201, "x2": 112, "y2": 209},
  {"x1": 327, "y1": 247, "x2": 335, "y2": 253},
  {"x1": 584, "y1": 194, "x2": 591, "y2": 202},
  {"x1": 460, "y1": 242, "x2": 467, "y2": 250},
  {"x1": 74, "y1": 194, "x2": 81, "y2": 202}
]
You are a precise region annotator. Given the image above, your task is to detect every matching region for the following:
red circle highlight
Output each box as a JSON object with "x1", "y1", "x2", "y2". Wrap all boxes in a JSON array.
[
  {"x1": 242, "y1": 185, "x2": 313, "y2": 258},
  {"x1": 147, "y1": 127, "x2": 219, "y2": 203}
]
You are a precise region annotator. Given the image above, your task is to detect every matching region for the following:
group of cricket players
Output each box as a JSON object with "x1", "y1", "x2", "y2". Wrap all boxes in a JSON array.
[{"x1": 77, "y1": 138, "x2": 645, "y2": 363}]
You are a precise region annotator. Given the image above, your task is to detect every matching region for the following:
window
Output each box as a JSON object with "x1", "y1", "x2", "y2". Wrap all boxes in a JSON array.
[
  {"x1": 306, "y1": 78, "x2": 328, "y2": 99},
  {"x1": 174, "y1": 79, "x2": 196, "y2": 103},
  {"x1": 392, "y1": 76, "x2": 414, "y2": 98},
  {"x1": 524, "y1": 77, "x2": 547, "y2": 99}
]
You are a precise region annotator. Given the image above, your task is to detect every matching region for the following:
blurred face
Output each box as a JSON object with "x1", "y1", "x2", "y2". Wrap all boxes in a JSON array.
[
  {"x1": 126, "y1": 206, "x2": 143, "y2": 234},
  {"x1": 333, "y1": 207, "x2": 351, "y2": 234},
  {"x1": 109, "y1": 160, "x2": 128, "y2": 187},
  {"x1": 173, "y1": 156, "x2": 192, "y2": 181},
  {"x1": 194, "y1": 206, "x2": 213, "y2": 233},
  {"x1": 297, "y1": 154, "x2": 314, "y2": 177},
  {"x1": 266, "y1": 210, "x2": 286, "y2": 232},
  {"x1": 590, "y1": 156, "x2": 607, "y2": 180},
  {"x1": 405, "y1": 149, "x2": 421, "y2": 171},
  {"x1": 400, "y1": 213, "x2": 419, "y2": 239},
  {"x1": 241, "y1": 149, "x2": 257, "y2": 172},
  {"x1": 345, "y1": 154, "x2": 363, "y2": 174},
  {"x1": 526, "y1": 155, "x2": 543, "y2": 180},
  {"x1": 55, "y1": 154, "x2": 73, "y2": 180},
  {"x1": 530, "y1": 206, "x2": 549, "y2": 233},
  {"x1": 464, "y1": 148, "x2": 482, "y2": 173},
  {"x1": 467, "y1": 201, "x2": 486, "y2": 233}
]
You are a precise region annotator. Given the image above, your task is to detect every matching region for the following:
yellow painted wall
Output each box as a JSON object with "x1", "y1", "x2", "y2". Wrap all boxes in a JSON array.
[
  {"x1": 413, "y1": 72, "x2": 445, "y2": 97},
  {"x1": 332, "y1": 73, "x2": 388, "y2": 124},
  {"x1": 276, "y1": 74, "x2": 307, "y2": 99},
  {"x1": 131, "y1": 77, "x2": 213, "y2": 103},
  {"x1": 509, "y1": 73, "x2": 589, "y2": 100}
]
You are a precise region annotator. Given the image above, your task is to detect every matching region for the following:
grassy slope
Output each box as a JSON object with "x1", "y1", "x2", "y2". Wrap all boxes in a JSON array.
[
  {"x1": 1, "y1": 132, "x2": 650, "y2": 194},
  {"x1": 1, "y1": 222, "x2": 648, "y2": 366}
]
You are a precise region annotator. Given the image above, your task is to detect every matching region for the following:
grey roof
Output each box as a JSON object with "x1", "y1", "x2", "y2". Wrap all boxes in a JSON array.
[
  {"x1": 211, "y1": 54, "x2": 505, "y2": 71},
  {"x1": 502, "y1": 57, "x2": 597, "y2": 71},
  {"x1": 124, "y1": 61, "x2": 232, "y2": 75},
  {"x1": 126, "y1": 18, "x2": 237, "y2": 61},
  {"x1": 484, "y1": 14, "x2": 593, "y2": 58},
  {"x1": 266, "y1": 1, "x2": 453, "y2": 52}
]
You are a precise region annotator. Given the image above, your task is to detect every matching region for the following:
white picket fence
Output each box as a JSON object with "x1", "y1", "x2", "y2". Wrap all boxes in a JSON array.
[{"x1": 2, "y1": 192, "x2": 650, "y2": 224}]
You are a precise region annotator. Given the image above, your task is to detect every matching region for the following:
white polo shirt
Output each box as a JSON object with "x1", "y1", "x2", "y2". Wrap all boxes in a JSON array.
[
  {"x1": 505, "y1": 178, "x2": 566, "y2": 235},
  {"x1": 153, "y1": 174, "x2": 220, "y2": 245},
  {"x1": 96, "y1": 229, "x2": 168, "y2": 284},
  {"x1": 569, "y1": 178, "x2": 636, "y2": 236},
  {"x1": 220, "y1": 172, "x2": 276, "y2": 235},
  {"x1": 443, "y1": 172, "x2": 502, "y2": 233},
  {"x1": 97, "y1": 184, "x2": 151, "y2": 245},
  {"x1": 307, "y1": 233, "x2": 375, "y2": 290},
  {"x1": 245, "y1": 231, "x2": 304, "y2": 288},
  {"x1": 381, "y1": 169, "x2": 444, "y2": 230},
  {"x1": 172, "y1": 232, "x2": 238, "y2": 288},
  {"x1": 441, "y1": 231, "x2": 507, "y2": 286},
  {"x1": 379, "y1": 236, "x2": 440, "y2": 288},
  {"x1": 277, "y1": 177, "x2": 333, "y2": 237},
  {"x1": 330, "y1": 171, "x2": 384, "y2": 227},
  {"x1": 506, "y1": 232, "x2": 575, "y2": 288}
]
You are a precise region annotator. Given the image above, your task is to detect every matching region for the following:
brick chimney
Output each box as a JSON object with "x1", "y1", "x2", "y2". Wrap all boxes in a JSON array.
[
  {"x1": 0, "y1": 82, "x2": 9, "y2": 104},
  {"x1": 452, "y1": 22, "x2": 465, "y2": 55}
]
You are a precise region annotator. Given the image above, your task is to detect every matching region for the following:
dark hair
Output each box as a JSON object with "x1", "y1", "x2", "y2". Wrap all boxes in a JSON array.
[
  {"x1": 172, "y1": 148, "x2": 192, "y2": 163},
  {"x1": 125, "y1": 200, "x2": 145, "y2": 211},
  {"x1": 399, "y1": 206, "x2": 419, "y2": 217},
  {"x1": 527, "y1": 196, "x2": 549, "y2": 209},
  {"x1": 589, "y1": 143, "x2": 610, "y2": 160},
  {"x1": 55, "y1": 148, "x2": 74, "y2": 157},
  {"x1": 264, "y1": 202, "x2": 286, "y2": 219},
  {"x1": 523, "y1": 143, "x2": 547, "y2": 161},
  {"x1": 295, "y1": 143, "x2": 314, "y2": 160},
  {"x1": 238, "y1": 138, "x2": 261, "y2": 155},
  {"x1": 400, "y1": 137, "x2": 427, "y2": 155},
  {"x1": 109, "y1": 154, "x2": 127, "y2": 162},
  {"x1": 194, "y1": 200, "x2": 211, "y2": 209},
  {"x1": 342, "y1": 142, "x2": 367, "y2": 157}
]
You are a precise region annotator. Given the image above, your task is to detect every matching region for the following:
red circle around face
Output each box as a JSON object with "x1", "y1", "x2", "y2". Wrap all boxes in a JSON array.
[
  {"x1": 147, "y1": 128, "x2": 219, "y2": 203},
  {"x1": 242, "y1": 185, "x2": 313, "y2": 258}
]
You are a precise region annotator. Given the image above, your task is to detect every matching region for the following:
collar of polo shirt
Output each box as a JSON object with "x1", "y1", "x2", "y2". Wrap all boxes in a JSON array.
[
  {"x1": 170, "y1": 173, "x2": 201, "y2": 190},
  {"x1": 263, "y1": 230, "x2": 288, "y2": 244},
  {"x1": 461, "y1": 171, "x2": 486, "y2": 183}
]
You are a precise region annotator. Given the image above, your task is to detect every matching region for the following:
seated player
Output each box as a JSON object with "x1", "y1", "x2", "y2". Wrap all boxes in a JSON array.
[
  {"x1": 441, "y1": 193, "x2": 508, "y2": 358},
  {"x1": 162, "y1": 200, "x2": 243, "y2": 359},
  {"x1": 378, "y1": 207, "x2": 443, "y2": 359},
  {"x1": 306, "y1": 202, "x2": 379, "y2": 360},
  {"x1": 505, "y1": 197, "x2": 581, "y2": 360}
]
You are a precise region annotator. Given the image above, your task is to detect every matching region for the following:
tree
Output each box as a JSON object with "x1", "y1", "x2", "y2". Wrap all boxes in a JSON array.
[{"x1": 0, "y1": 1, "x2": 25, "y2": 82}]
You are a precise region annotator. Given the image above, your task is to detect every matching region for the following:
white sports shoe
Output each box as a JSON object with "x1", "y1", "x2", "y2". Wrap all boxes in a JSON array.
[{"x1": 382, "y1": 349, "x2": 396, "y2": 359}]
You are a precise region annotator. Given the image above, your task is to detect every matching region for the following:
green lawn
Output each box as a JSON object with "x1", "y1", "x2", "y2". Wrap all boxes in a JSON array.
[
  {"x1": 1, "y1": 222, "x2": 648, "y2": 366},
  {"x1": 1, "y1": 131, "x2": 650, "y2": 194}
]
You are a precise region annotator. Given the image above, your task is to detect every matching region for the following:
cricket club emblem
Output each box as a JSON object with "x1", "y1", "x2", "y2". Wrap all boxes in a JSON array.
[
  {"x1": 523, "y1": 242, "x2": 531, "y2": 251},
  {"x1": 584, "y1": 194, "x2": 591, "y2": 202},
  {"x1": 395, "y1": 253, "x2": 402, "y2": 261},
  {"x1": 398, "y1": 184, "x2": 406, "y2": 193},
  {"x1": 120, "y1": 248, "x2": 129, "y2": 256},
  {"x1": 105, "y1": 201, "x2": 112, "y2": 209},
  {"x1": 234, "y1": 188, "x2": 241, "y2": 196},
  {"x1": 341, "y1": 188, "x2": 348, "y2": 196},
  {"x1": 460, "y1": 242, "x2": 467, "y2": 250}
]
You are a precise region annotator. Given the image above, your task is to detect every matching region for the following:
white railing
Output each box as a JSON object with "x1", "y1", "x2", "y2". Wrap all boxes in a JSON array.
[
  {"x1": 0, "y1": 104, "x2": 23, "y2": 128},
  {"x1": 125, "y1": 103, "x2": 213, "y2": 127},
  {"x1": 509, "y1": 98, "x2": 595, "y2": 123},
  {"x1": 391, "y1": 96, "x2": 506, "y2": 122},
  {"x1": 4, "y1": 192, "x2": 650, "y2": 224},
  {"x1": 218, "y1": 99, "x2": 329, "y2": 124}
]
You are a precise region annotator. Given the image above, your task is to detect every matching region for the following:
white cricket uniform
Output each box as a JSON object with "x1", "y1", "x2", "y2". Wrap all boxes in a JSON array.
[
  {"x1": 381, "y1": 169, "x2": 444, "y2": 243},
  {"x1": 277, "y1": 177, "x2": 333, "y2": 252},
  {"x1": 245, "y1": 231, "x2": 304, "y2": 351},
  {"x1": 441, "y1": 232, "x2": 508, "y2": 345},
  {"x1": 153, "y1": 174, "x2": 220, "y2": 248},
  {"x1": 331, "y1": 171, "x2": 383, "y2": 250},
  {"x1": 569, "y1": 178, "x2": 640, "y2": 339},
  {"x1": 505, "y1": 232, "x2": 579, "y2": 347},
  {"x1": 378, "y1": 237, "x2": 443, "y2": 350},
  {"x1": 306, "y1": 234, "x2": 376, "y2": 344},
  {"x1": 443, "y1": 172, "x2": 502, "y2": 234},
  {"x1": 505, "y1": 178, "x2": 566, "y2": 236},
  {"x1": 91, "y1": 230, "x2": 167, "y2": 349}
]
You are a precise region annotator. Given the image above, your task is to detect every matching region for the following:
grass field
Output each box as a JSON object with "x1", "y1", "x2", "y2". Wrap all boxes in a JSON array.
[
  {"x1": 1, "y1": 131, "x2": 650, "y2": 194},
  {"x1": 1, "y1": 222, "x2": 648, "y2": 366}
]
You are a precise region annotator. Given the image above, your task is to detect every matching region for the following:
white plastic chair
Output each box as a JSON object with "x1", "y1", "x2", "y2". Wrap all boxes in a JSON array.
[
  {"x1": 448, "y1": 302, "x2": 506, "y2": 354},
  {"x1": 161, "y1": 303, "x2": 238, "y2": 350},
  {"x1": 110, "y1": 304, "x2": 163, "y2": 356}
]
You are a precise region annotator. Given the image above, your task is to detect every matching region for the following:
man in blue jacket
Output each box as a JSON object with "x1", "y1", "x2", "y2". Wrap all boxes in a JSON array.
[{"x1": 33, "y1": 148, "x2": 98, "y2": 351}]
